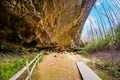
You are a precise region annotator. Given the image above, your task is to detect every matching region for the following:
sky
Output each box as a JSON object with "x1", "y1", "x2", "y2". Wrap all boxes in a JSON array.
[{"x1": 81, "y1": 0, "x2": 120, "y2": 42}]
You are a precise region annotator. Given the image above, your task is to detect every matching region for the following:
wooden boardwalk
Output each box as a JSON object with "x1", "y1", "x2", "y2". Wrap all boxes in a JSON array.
[{"x1": 76, "y1": 62, "x2": 101, "y2": 80}]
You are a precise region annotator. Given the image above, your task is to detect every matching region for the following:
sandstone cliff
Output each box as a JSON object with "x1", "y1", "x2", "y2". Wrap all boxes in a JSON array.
[{"x1": 0, "y1": 0, "x2": 96, "y2": 50}]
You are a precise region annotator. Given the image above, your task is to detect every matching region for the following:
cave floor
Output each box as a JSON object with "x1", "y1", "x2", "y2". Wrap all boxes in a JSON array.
[{"x1": 32, "y1": 52, "x2": 90, "y2": 80}]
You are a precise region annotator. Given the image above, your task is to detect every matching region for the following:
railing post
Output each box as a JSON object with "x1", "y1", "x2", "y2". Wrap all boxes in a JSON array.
[{"x1": 26, "y1": 61, "x2": 30, "y2": 80}]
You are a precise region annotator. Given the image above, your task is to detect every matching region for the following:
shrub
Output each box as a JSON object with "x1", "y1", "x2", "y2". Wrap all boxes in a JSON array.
[
  {"x1": 84, "y1": 38, "x2": 110, "y2": 52},
  {"x1": 114, "y1": 25, "x2": 120, "y2": 47}
]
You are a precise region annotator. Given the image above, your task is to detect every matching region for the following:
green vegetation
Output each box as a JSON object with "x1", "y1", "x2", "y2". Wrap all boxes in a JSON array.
[
  {"x1": 86, "y1": 38, "x2": 110, "y2": 52},
  {"x1": 114, "y1": 25, "x2": 120, "y2": 48},
  {"x1": 0, "y1": 53, "x2": 37, "y2": 80},
  {"x1": 88, "y1": 60, "x2": 120, "y2": 80},
  {"x1": 77, "y1": 37, "x2": 110, "y2": 55}
]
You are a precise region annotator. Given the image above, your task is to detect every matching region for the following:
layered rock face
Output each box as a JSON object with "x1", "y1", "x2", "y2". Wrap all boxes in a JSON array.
[{"x1": 0, "y1": 0, "x2": 96, "y2": 50}]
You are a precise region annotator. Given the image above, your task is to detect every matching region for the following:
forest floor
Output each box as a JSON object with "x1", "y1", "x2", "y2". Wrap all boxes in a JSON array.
[
  {"x1": 90, "y1": 49, "x2": 120, "y2": 63},
  {"x1": 32, "y1": 52, "x2": 91, "y2": 80}
]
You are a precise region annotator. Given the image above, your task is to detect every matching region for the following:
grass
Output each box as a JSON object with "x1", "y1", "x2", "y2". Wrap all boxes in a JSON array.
[
  {"x1": 77, "y1": 37, "x2": 111, "y2": 55},
  {"x1": 87, "y1": 60, "x2": 120, "y2": 80},
  {"x1": 85, "y1": 38, "x2": 110, "y2": 52},
  {"x1": 0, "y1": 53, "x2": 37, "y2": 80}
]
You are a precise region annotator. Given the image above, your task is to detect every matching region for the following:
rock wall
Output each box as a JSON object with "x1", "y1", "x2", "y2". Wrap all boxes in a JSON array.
[{"x1": 0, "y1": 0, "x2": 96, "y2": 50}]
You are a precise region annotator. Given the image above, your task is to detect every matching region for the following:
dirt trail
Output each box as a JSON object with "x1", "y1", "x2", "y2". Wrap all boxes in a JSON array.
[{"x1": 32, "y1": 52, "x2": 90, "y2": 80}]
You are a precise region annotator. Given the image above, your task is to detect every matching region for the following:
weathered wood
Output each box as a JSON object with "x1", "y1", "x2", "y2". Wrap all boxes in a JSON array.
[
  {"x1": 76, "y1": 62, "x2": 101, "y2": 80},
  {"x1": 9, "y1": 53, "x2": 41, "y2": 80}
]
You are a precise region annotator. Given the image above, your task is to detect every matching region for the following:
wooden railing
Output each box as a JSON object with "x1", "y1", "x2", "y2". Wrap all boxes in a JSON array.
[{"x1": 9, "y1": 53, "x2": 42, "y2": 80}]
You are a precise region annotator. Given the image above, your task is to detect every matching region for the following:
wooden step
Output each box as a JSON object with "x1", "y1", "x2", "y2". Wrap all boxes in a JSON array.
[{"x1": 76, "y1": 62, "x2": 101, "y2": 80}]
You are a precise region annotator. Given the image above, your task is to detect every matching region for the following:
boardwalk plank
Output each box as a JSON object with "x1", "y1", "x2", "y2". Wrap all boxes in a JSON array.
[{"x1": 76, "y1": 62, "x2": 101, "y2": 80}]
